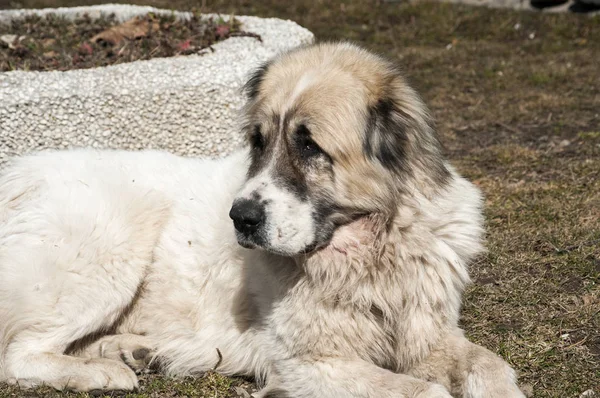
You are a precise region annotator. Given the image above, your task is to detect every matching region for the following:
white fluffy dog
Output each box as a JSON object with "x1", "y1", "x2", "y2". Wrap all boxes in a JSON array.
[{"x1": 0, "y1": 43, "x2": 525, "y2": 397}]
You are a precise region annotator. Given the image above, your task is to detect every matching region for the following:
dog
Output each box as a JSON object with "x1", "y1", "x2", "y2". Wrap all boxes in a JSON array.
[{"x1": 0, "y1": 42, "x2": 525, "y2": 397}]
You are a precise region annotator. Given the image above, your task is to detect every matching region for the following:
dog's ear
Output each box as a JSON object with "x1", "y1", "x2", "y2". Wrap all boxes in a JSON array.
[
  {"x1": 243, "y1": 61, "x2": 272, "y2": 100},
  {"x1": 364, "y1": 91, "x2": 451, "y2": 187},
  {"x1": 363, "y1": 97, "x2": 410, "y2": 175}
]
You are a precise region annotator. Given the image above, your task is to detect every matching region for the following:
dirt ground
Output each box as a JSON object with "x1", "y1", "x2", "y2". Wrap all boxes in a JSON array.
[
  {"x1": 0, "y1": 12, "x2": 247, "y2": 71},
  {"x1": 0, "y1": 1, "x2": 598, "y2": 397}
]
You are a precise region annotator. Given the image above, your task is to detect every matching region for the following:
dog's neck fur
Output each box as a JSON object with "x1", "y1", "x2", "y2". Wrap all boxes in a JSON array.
[
  {"x1": 292, "y1": 170, "x2": 484, "y2": 368},
  {"x1": 301, "y1": 174, "x2": 482, "y2": 296}
]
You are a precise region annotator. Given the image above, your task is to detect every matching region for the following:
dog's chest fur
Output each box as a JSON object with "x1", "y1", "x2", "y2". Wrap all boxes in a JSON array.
[
  {"x1": 256, "y1": 264, "x2": 456, "y2": 374},
  {"x1": 266, "y1": 282, "x2": 401, "y2": 370}
]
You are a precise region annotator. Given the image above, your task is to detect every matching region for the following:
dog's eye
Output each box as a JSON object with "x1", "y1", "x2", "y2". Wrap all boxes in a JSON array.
[
  {"x1": 250, "y1": 125, "x2": 264, "y2": 151},
  {"x1": 300, "y1": 137, "x2": 320, "y2": 158},
  {"x1": 296, "y1": 125, "x2": 322, "y2": 159}
]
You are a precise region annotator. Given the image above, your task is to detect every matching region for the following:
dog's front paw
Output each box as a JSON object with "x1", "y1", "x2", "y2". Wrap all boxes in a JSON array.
[
  {"x1": 118, "y1": 346, "x2": 157, "y2": 374},
  {"x1": 86, "y1": 334, "x2": 158, "y2": 375}
]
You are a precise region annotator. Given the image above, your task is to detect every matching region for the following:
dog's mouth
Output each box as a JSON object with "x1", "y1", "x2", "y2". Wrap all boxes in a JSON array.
[
  {"x1": 234, "y1": 229, "x2": 320, "y2": 257},
  {"x1": 233, "y1": 214, "x2": 372, "y2": 257},
  {"x1": 234, "y1": 230, "x2": 263, "y2": 250}
]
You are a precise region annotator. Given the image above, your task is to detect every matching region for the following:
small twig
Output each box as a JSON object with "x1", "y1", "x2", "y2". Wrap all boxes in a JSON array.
[
  {"x1": 228, "y1": 31, "x2": 263, "y2": 42},
  {"x1": 470, "y1": 96, "x2": 485, "y2": 111},
  {"x1": 561, "y1": 327, "x2": 584, "y2": 333},
  {"x1": 117, "y1": 41, "x2": 129, "y2": 57},
  {"x1": 213, "y1": 347, "x2": 223, "y2": 371},
  {"x1": 564, "y1": 336, "x2": 588, "y2": 350},
  {"x1": 555, "y1": 239, "x2": 600, "y2": 254},
  {"x1": 587, "y1": 308, "x2": 600, "y2": 323},
  {"x1": 496, "y1": 122, "x2": 524, "y2": 136},
  {"x1": 149, "y1": 45, "x2": 161, "y2": 57}
]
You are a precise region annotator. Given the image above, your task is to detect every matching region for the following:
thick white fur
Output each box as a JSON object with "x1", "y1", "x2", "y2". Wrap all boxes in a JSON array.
[{"x1": 0, "y1": 148, "x2": 524, "y2": 397}]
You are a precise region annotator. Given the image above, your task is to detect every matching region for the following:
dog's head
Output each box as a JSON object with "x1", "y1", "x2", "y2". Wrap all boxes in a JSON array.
[{"x1": 230, "y1": 42, "x2": 449, "y2": 256}]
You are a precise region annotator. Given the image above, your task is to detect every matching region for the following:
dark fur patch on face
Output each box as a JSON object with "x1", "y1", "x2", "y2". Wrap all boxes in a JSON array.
[
  {"x1": 364, "y1": 98, "x2": 410, "y2": 175},
  {"x1": 271, "y1": 155, "x2": 309, "y2": 201},
  {"x1": 310, "y1": 198, "x2": 341, "y2": 247},
  {"x1": 243, "y1": 61, "x2": 272, "y2": 100},
  {"x1": 247, "y1": 114, "x2": 280, "y2": 178},
  {"x1": 273, "y1": 122, "x2": 310, "y2": 200},
  {"x1": 245, "y1": 118, "x2": 311, "y2": 202}
]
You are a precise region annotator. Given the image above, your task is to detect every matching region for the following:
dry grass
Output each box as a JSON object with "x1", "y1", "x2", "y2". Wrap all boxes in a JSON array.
[{"x1": 0, "y1": 0, "x2": 599, "y2": 397}]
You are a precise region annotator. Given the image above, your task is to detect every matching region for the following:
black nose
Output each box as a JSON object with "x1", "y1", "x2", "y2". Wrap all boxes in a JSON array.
[{"x1": 229, "y1": 199, "x2": 265, "y2": 234}]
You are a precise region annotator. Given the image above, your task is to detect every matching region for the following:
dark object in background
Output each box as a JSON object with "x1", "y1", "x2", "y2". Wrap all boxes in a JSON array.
[
  {"x1": 531, "y1": 0, "x2": 600, "y2": 11},
  {"x1": 569, "y1": 0, "x2": 600, "y2": 12},
  {"x1": 530, "y1": 0, "x2": 568, "y2": 8}
]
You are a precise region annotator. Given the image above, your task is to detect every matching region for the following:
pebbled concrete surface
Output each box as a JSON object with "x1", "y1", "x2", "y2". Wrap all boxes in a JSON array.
[{"x1": 0, "y1": 4, "x2": 314, "y2": 166}]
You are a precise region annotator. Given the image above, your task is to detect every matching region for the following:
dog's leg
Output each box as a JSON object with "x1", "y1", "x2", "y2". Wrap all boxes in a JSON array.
[
  {"x1": 0, "y1": 184, "x2": 170, "y2": 392},
  {"x1": 74, "y1": 334, "x2": 157, "y2": 374},
  {"x1": 409, "y1": 332, "x2": 525, "y2": 398},
  {"x1": 3, "y1": 295, "x2": 144, "y2": 392},
  {"x1": 256, "y1": 357, "x2": 451, "y2": 398},
  {"x1": 4, "y1": 267, "x2": 156, "y2": 391}
]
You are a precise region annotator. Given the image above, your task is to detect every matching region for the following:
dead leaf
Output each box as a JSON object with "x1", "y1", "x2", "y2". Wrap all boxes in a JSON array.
[
  {"x1": 91, "y1": 16, "x2": 159, "y2": 46},
  {"x1": 0, "y1": 34, "x2": 18, "y2": 49},
  {"x1": 582, "y1": 294, "x2": 597, "y2": 306},
  {"x1": 43, "y1": 51, "x2": 58, "y2": 58},
  {"x1": 42, "y1": 38, "x2": 56, "y2": 48}
]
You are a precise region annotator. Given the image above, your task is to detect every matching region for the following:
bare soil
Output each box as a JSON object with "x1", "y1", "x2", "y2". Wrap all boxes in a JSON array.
[{"x1": 0, "y1": 12, "x2": 256, "y2": 71}]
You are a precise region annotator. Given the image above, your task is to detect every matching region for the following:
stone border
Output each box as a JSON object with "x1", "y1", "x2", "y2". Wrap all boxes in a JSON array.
[{"x1": 0, "y1": 4, "x2": 314, "y2": 166}]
